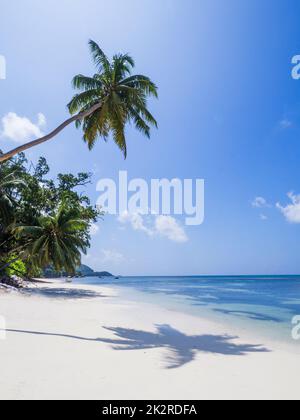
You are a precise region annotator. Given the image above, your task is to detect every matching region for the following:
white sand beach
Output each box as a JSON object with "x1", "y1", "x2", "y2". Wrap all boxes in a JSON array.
[{"x1": 0, "y1": 280, "x2": 299, "y2": 400}]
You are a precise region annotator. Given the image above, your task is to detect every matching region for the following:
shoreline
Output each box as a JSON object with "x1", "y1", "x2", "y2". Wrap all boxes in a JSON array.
[
  {"x1": 0, "y1": 280, "x2": 300, "y2": 400},
  {"x1": 68, "y1": 277, "x2": 300, "y2": 355}
]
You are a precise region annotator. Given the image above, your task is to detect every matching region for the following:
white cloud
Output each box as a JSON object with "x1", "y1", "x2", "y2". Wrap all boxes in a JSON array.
[
  {"x1": 118, "y1": 211, "x2": 188, "y2": 243},
  {"x1": 1, "y1": 112, "x2": 46, "y2": 143},
  {"x1": 101, "y1": 249, "x2": 125, "y2": 265},
  {"x1": 118, "y1": 211, "x2": 153, "y2": 236},
  {"x1": 260, "y1": 214, "x2": 268, "y2": 221},
  {"x1": 155, "y1": 215, "x2": 188, "y2": 243},
  {"x1": 277, "y1": 192, "x2": 300, "y2": 224},
  {"x1": 89, "y1": 223, "x2": 100, "y2": 236},
  {"x1": 251, "y1": 197, "x2": 270, "y2": 208},
  {"x1": 37, "y1": 113, "x2": 47, "y2": 128}
]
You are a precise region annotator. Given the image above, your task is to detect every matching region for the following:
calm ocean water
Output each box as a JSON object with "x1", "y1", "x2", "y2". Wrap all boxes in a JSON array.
[{"x1": 74, "y1": 275, "x2": 300, "y2": 346}]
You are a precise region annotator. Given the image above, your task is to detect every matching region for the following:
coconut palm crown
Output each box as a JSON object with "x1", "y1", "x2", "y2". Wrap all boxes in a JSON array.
[
  {"x1": 0, "y1": 40, "x2": 158, "y2": 164},
  {"x1": 13, "y1": 204, "x2": 89, "y2": 274},
  {"x1": 68, "y1": 40, "x2": 158, "y2": 158}
]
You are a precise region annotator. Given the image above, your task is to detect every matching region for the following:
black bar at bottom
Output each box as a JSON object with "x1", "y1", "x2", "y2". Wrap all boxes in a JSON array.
[{"x1": 6, "y1": 401, "x2": 206, "y2": 416}]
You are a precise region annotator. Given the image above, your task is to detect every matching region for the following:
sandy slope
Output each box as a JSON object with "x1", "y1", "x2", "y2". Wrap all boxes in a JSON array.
[{"x1": 0, "y1": 280, "x2": 299, "y2": 400}]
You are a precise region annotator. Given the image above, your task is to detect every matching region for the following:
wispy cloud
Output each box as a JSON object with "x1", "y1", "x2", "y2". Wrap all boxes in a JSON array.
[
  {"x1": 251, "y1": 197, "x2": 271, "y2": 208},
  {"x1": 277, "y1": 192, "x2": 300, "y2": 223},
  {"x1": 1, "y1": 112, "x2": 46, "y2": 143},
  {"x1": 118, "y1": 211, "x2": 188, "y2": 243},
  {"x1": 101, "y1": 249, "x2": 125, "y2": 265},
  {"x1": 155, "y1": 215, "x2": 188, "y2": 243},
  {"x1": 89, "y1": 223, "x2": 100, "y2": 236},
  {"x1": 279, "y1": 118, "x2": 292, "y2": 129},
  {"x1": 118, "y1": 211, "x2": 153, "y2": 236}
]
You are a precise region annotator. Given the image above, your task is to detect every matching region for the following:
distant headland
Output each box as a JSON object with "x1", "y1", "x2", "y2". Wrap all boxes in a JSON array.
[{"x1": 43, "y1": 264, "x2": 113, "y2": 279}]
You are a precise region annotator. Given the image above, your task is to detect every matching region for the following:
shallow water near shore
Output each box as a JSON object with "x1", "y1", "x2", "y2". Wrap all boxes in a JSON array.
[{"x1": 73, "y1": 275, "x2": 300, "y2": 347}]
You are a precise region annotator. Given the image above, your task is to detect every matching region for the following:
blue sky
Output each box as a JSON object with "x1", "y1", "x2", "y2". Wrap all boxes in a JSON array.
[{"x1": 1, "y1": 0, "x2": 300, "y2": 275}]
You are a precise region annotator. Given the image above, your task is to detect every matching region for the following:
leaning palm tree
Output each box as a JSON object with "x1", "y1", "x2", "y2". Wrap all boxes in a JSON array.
[
  {"x1": 13, "y1": 204, "x2": 89, "y2": 274},
  {"x1": 0, "y1": 40, "x2": 158, "y2": 163}
]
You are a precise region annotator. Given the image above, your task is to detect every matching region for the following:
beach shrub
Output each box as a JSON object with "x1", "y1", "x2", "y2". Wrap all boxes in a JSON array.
[{"x1": 5, "y1": 257, "x2": 27, "y2": 277}]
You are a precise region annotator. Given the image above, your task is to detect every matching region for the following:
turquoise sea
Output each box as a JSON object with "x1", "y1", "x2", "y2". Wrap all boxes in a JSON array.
[{"x1": 74, "y1": 275, "x2": 300, "y2": 346}]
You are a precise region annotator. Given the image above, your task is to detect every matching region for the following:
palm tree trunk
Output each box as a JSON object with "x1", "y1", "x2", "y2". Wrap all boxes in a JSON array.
[{"x1": 0, "y1": 103, "x2": 102, "y2": 164}]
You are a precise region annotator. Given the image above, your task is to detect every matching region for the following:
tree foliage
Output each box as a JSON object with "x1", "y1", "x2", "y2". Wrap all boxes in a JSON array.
[
  {"x1": 0, "y1": 153, "x2": 101, "y2": 277},
  {"x1": 68, "y1": 40, "x2": 158, "y2": 158}
]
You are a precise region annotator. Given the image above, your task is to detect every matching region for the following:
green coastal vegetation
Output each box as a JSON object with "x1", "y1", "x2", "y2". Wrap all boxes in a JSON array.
[
  {"x1": 0, "y1": 40, "x2": 157, "y2": 287},
  {"x1": 0, "y1": 154, "x2": 101, "y2": 283}
]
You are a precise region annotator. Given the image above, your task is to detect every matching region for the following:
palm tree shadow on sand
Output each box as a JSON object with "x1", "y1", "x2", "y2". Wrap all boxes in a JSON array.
[
  {"x1": 4, "y1": 324, "x2": 270, "y2": 369},
  {"x1": 98, "y1": 324, "x2": 270, "y2": 369},
  {"x1": 23, "y1": 287, "x2": 104, "y2": 300}
]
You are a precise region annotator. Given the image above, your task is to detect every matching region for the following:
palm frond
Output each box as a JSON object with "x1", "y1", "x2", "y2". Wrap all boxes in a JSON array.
[
  {"x1": 120, "y1": 75, "x2": 158, "y2": 97},
  {"x1": 68, "y1": 90, "x2": 100, "y2": 115},
  {"x1": 88, "y1": 40, "x2": 111, "y2": 74},
  {"x1": 72, "y1": 74, "x2": 102, "y2": 91}
]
